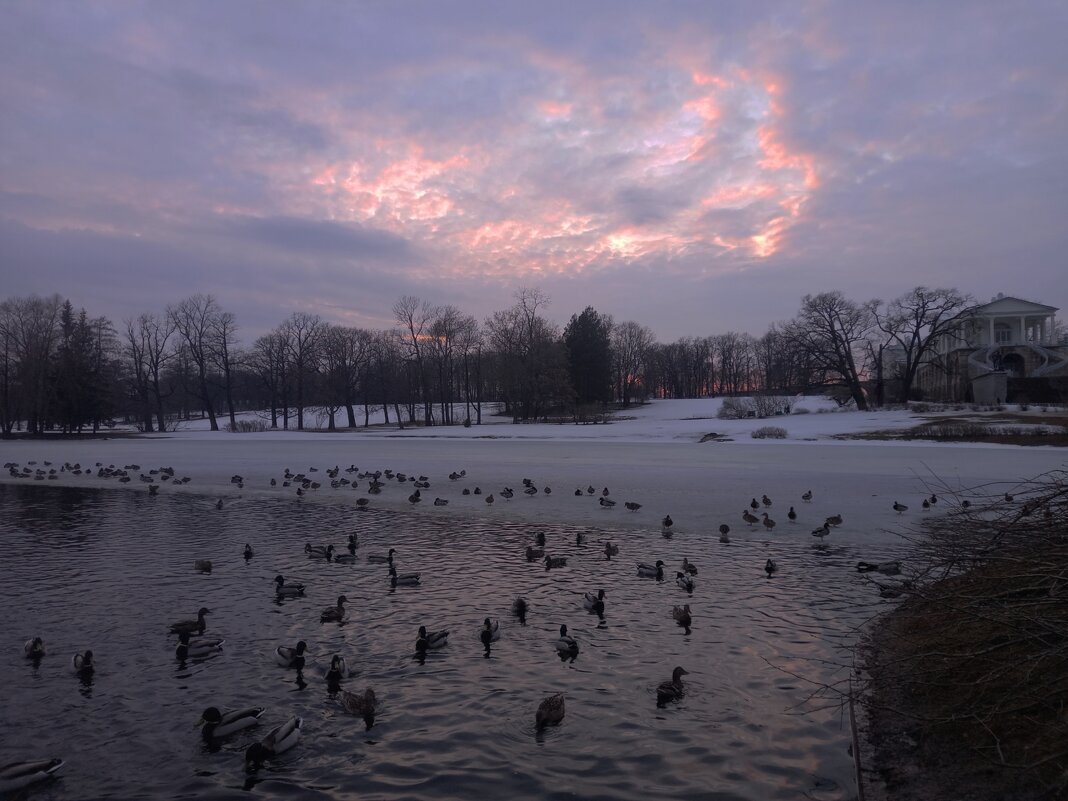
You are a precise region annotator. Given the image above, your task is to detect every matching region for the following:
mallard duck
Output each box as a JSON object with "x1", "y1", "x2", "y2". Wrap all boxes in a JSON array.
[
  {"x1": 339, "y1": 688, "x2": 376, "y2": 725},
  {"x1": 656, "y1": 666, "x2": 689, "y2": 706},
  {"x1": 893, "y1": 501, "x2": 908, "y2": 514},
  {"x1": 0, "y1": 758, "x2": 64, "y2": 793},
  {"x1": 198, "y1": 706, "x2": 265, "y2": 740},
  {"x1": 675, "y1": 572, "x2": 695, "y2": 593},
  {"x1": 332, "y1": 549, "x2": 357, "y2": 564},
  {"x1": 598, "y1": 497, "x2": 615, "y2": 508},
  {"x1": 554, "y1": 625, "x2": 578, "y2": 655},
  {"x1": 681, "y1": 558, "x2": 698, "y2": 576},
  {"x1": 742, "y1": 510, "x2": 759, "y2": 526},
  {"x1": 525, "y1": 545, "x2": 544, "y2": 561},
  {"x1": 535, "y1": 693, "x2": 565, "y2": 729},
  {"x1": 762, "y1": 513, "x2": 776, "y2": 532},
  {"x1": 325, "y1": 654, "x2": 348, "y2": 683},
  {"x1": 856, "y1": 560, "x2": 902, "y2": 575},
  {"x1": 761, "y1": 494, "x2": 772, "y2": 507},
  {"x1": 347, "y1": 534, "x2": 358, "y2": 549},
  {"x1": 244, "y1": 717, "x2": 302, "y2": 770},
  {"x1": 415, "y1": 625, "x2": 449, "y2": 653},
  {"x1": 764, "y1": 559, "x2": 777, "y2": 576},
  {"x1": 544, "y1": 555, "x2": 567, "y2": 569},
  {"x1": 479, "y1": 618, "x2": 500, "y2": 648},
  {"x1": 787, "y1": 506, "x2": 797, "y2": 523},
  {"x1": 582, "y1": 589, "x2": 606, "y2": 615},
  {"x1": 636, "y1": 560, "x2": 665, "y2": 579},
  {"x1": 367, "y1": 548, "x2": 396, "y2": 564},
  {"x1": 274, "y1": 575, "x2": 306, "y2": 597},
  {"x1": 750, "y1": 498, "x2": 759, "y2": 510},
  {"x1": 389, "y1": 566, "x2": 421, "y2": 586},
  {"x1": 672, "y1": 604, "x2": 692, "y2": 631},
  {"x1": 275, "y1": 640, "x2": 307, "y2": 669},
  {"x1": 604, "y1": 541, "x2": 619, "y2": 559},
  {"x1": 194, "y1": 559, "x2": 213, "y2": 573},
  {"x1": 922, "y1": 498, "x2": 930, "y2": 510},
  {"x1": 512, "y1": 597, "x2": 528, "y2": 623},
  {"x1": 305, "y1": 543, "x2": 334, "y2": 559},
  {"x1": 320, "y1": 596, "x2": 348, "y2": 623},
  {"x1": 812, "y1": 522, "x2": 830, "y2": 541},
  {"x1": 243, "y1": 544, "x2": 254, "y2": 559},
  {"x1": 535, "y1": 531, "x2": 546, "y2": 547},
  {"x1": 826, "y1": 514, "x2": 843, "y2": 527},
  {"x1": 72, "y1": 650, "x2": 93, "y2": 674},
  {"x1": 802, "y1": 490, "x2": 813, "y2": 503},
  {"x1": 576, "y1": 532, "x2": 587, "y2": 544},
  {"x1": 661, "y1": 515, "x2": 674, "y2": 534},
  {"x1": 24, "y1": 637, "x2": 45, "y2": 658},
  {"x1": 175, "y1": 632, "x2": 224, "y2": 660},
  {"x1": 718, "y1": 524, "x2": 730, "y2": 543},
  {"x1": 170, "y1": 607, "x2": 210, "y2": 635},
  {"x1": 624, "y1": 501, "x2": 641, "y2": 511}
]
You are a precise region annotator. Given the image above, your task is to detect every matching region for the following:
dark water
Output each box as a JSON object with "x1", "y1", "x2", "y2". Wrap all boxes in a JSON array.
[{"x1": 0, "y1": 484, "x2": 899, "y2": 800}]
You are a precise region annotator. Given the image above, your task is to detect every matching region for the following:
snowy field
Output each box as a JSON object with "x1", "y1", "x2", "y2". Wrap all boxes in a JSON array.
[{"x1": 2, "y1": 398, "x2": 1065, "y2": 549}]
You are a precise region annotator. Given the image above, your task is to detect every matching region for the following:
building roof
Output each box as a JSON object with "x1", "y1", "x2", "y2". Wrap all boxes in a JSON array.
[{"x1": 971, "y1": 295, "x2": 1058, "y2": 315}]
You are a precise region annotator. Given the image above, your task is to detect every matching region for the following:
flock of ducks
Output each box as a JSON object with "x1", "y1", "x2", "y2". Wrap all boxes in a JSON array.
[{"x1": 6, "y1": 455, "x2": 930, "y2": 794}]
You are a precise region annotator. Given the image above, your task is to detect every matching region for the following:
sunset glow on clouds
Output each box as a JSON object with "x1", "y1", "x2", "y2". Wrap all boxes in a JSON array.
[{"x1": 1, "y1": 2, "x2": 1065, "y2": 337}]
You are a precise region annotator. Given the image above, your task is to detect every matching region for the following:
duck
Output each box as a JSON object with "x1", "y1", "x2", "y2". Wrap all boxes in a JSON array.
[
  {"x1": 274, "y1": 575, "x2": 306, "y2": 597},
  {"x1": 198, "y1": 706, "x2": 266, "y2": 740},
  {"x1": 856, "y1": 560, "x2": 902, "y2": 575},
  {"x1": 661, "y1": 515, "x2": 674, "y2": 534},
  {"x1": 582, "y1": 589, "x2": 606, "y2": 615},
  {"x1": 544, "y1": 555, "x2": 567, "y2": 570},
  {"x1": 339, "y1": 688, "x2": 377, "y2": 726},
  {"x1": 636, "y1": 560, "x2": 665, "y2": 580},
  {"x1": 762, "y1": 513, "x2": 776, "y2": 532},
  {"x1": 367, "y1": 548, "x2": 396, "y2": 564},
  {"x1": 750, "y1": 498, "x2": 760, "y2": 510},
  {"x1": 761, "y1": 494, "x2": 772, "y2": 507},
  {"x1": 332, "y1": 549, "x2": 358, "y2": 564},
  {"x1": 347, "y1": 534, "x2": 358, "y2": 549},
  {"x1": 624, "y1": 501, "x2": 642, "y2": 512},
  {"x1": 787, "y1": 506, "x2": 797, "y2": 523},
  {"x1": 170, "y1": 607, "x2": 210, "y2": 635},
  {"x1": 535, "y1": 531, "x2": 546, "y2": 547},
  {"x1": 275, "y1": 640, "x2": 308, "y2": 669},
  {"x1": 175, "y1": 632, "x2": 224, "y2": 660},
  {"x1": 599, "y1": 497, "x2": 616, "y2": 508},
  {"x1": 802, "y1": 489, "x2": 813, "y2": 503},
  {"x1": 922, "y1": 498, "x2": 930, "y2": 510},
  {"x1": 0, "y1": 758, "x2": 65, "y2": 793},
  {"x1": 416, "y1": 625, "x2": 449, "y2": 653},
  {"x1": 764, "y1": 559, "x2": 778, "y2": 577},
  {"x1": 244, "y1": 716, "x2": 303, "y2": 770},
  {"x1": 675, "y1": 572, "x2": 695, "y2": 593},
  {"x1": 325, "y1": 654, "x2": 348, "y2": 683},
  {"x1": 535, "y1": 693, "x2": 565, "y2": 729},
  {"x1": 812, "y1": 522, "x2": 830, "y2": 541},
  {"x1": 826, "y1": 514, "x2": 843, "y2": 527},
  {"x1": 512, "y1": 597, "x2": 529, "y2": 624},
  {"x1": 479, "y1": 618, "x2": 501, "y2": 649},
  {"x1": 672, "y1": 604, "x2": 692, "y2": 631},
  {"x1": 681, "y1": 558, "x2": 698, "y2": 576},
  {"x1": 742, "y1": 510, "x2": 759, "y2": 526},
  {"x1": 525, "y1": 545, "x2": 544, "y2": 561},
  {"x1": 718, "y1": 524, "x2": 730, "y2": 543},
  {"x1": 656, "y1": 666, "x2": 689, "y2": 706},
  {"x1": 24, "y1": 637, "x2": 45, "y2": 658},
  {"x1": 554, "y1": 625, "x2": 579, "y2": 655},
  {"x1": 72, "y1": 650, "x2": 94, "y2": 674},
  {"x1": 305, "y1": 543, "x2": 335, "y2": 559},
  {"x1": 194, "y1": 559, "x2": 213, "y2": 573},
  {"x1": 604, "y1": 541, "x2": 619, "y2": 559},
  {"x1": 243, "y1": 544, "x2": 254, "y2": 559},
  {"x1": 389, "y1": 566, "x2": 421, "y2": 587},
  {"x1": 893, "y1": 501, "x2": 908, "y2": 514},
  {"x1": 320, "y1": 596, "x2": 348, "y2": 623}
]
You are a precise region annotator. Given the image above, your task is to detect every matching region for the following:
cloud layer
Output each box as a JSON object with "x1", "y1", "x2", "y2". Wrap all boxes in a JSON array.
[{"x1": 2, "y1": 1, "x2": 1065, "y2": 339}]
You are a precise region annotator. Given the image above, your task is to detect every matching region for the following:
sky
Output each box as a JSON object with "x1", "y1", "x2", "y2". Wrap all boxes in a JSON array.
[{"x1": 1, "y1": 1, "x2": 1066, "y2": 342}]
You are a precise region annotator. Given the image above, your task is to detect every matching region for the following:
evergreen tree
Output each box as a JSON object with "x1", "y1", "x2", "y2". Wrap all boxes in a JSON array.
[{"x1": 563, "y1": 306, "x2": 613, "y2": 407}]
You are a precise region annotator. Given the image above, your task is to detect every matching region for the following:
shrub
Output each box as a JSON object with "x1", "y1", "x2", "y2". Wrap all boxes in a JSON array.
[
  {"x1": 791, "y1": 406, "x2": 811, "y2": 415},
  {"x1": 751, "y1": 426, "x2": 787, "y2": 439},
  {"x1": 717, "y1": 397, "x2": 754, "y2": 419},
  {"x1": 226, "y1": 419, "x2": 268, "y2": 433}
]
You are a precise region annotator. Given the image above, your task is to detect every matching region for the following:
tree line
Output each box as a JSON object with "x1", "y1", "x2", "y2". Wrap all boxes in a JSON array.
[{"x1": 0, "y1": 286, "x2": 972, "y2": 435}]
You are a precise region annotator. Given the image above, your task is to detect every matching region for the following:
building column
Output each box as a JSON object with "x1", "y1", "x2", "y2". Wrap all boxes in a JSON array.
[
  {"x1": 1020, "y1": 316, "x2": 1026, "y2": 343},
  {"x1": 988, "y1": 317, "x2": 995, "y2": 345}
]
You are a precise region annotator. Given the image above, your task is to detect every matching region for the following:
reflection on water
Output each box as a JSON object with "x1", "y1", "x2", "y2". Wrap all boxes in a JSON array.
[{"x1": 0, "y1": 484, "x2": 900, "y2": 800}]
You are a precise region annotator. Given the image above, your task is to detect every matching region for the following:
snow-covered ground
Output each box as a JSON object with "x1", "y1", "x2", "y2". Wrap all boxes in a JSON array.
[{"x1": 2, "y1": 398, "x2": 1065, "y2": 549}]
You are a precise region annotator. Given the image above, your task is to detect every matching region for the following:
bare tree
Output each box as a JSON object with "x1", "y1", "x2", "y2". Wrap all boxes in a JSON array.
[
  {"x1": 281, "y1": 312, "x2": 323, "y2": 431},
  {"x1": 169, "y1": 294, "x2": 223, "y2": 430},
  {"x1": 784, "y1": 291, "x2": 877, "y2": 409},
  {"x1": 0, "y1": 293, "x2": 63, "y2": 434},
  {"x1": 429, "y1": 305, "x2": 465, "y2": 425},
  {"x1": 611, "y1": 320, "x2": 655, "y2": 406},
  {"x1": 211, "y1": 309, "x2": 240, "y2": 428},
  {"x1": 875, "y1": 286, "x2": 973, "y2": 404},
  {"x1": 250, "y1": 330, "x2": 288, "y2": 429},
  {"x1": 321, "y1": 324, "x2": 373, "y2": 429},
  {"x1": 124, "y1": 312, "x2": 175, "y2": 432},
  {"x1": 393, "y1": 295, "x2": 437, "y2": 426}
]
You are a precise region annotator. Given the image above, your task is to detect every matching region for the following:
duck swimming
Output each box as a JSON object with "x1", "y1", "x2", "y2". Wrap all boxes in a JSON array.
[
  {"x1": 72, "y1": 650, "x2": 93, "y2": 674},
  {"x1": 603, "y1": 541, "x2": 619, "y2": 559},
  {"x1": 367, "y1": 548, "x2": 396, "y2": 564},
  {"x1": 656, "y1": 666, "x2": 689, "y2": 706},
  {"x1": 170, "y1": 607, "x2": 210, "y2": 635},
  {"x1": 198, "y1": 706, "x2": 265, "y2": 740},
  {"x1": 582, "y1": 589, "x2": 606, "y2": 615},
  {"x1": 0, "y1": 758, "x2": 65, "y2": 793},
  {"x1": 305, "y1": 543, "x2": 334, "y2": 559},
  {"x1": 675, "y1": 572, "x2": 695, "y2": 593},
  {"x1": 325, "y1": 654, "x2": 348, "y2": 683},
  {"x1": 275, "y1": 640, "x2": 307, "y2": 669},
  {"x1": 525, "y1": 545, "x2": 544, "y2": 561},
  {"x1": 243, "y1": 544, "x2": 254, "y2": 559},
  {"x1": 320, "y1": 596, "x2": 348, "y2": 623},
  {"x1": 672, "y1": 604, "x2": 692, "y2": 632},
  {"x1": 339, "y1": 688, "x2": 377, "y2": 728},
  {"x1": 512, "y1": 597, "x2": 529, "y2": 624},
  {"x1": 544, "y1": 555, "x2": 567, "y2": 570},
  {"x1": 245, "y1": 716, "x2": 302, "y2": 771},
  {"x1": 535, "y1": 693, "x2": 565, "y2": 729},
  {"x1": 24, "y1": 637, "x2": 45, "y2": 658},
  {"x1": 554, "y1": 625, "x2": 579, "y2": 656},
  {"x1": 175, "y1": 632, "x2": 224, "y2": 660},
  {"x1": 416, "y1": 625, "x2": 449, "y2": 653},
  {"x1": 681, "y1": 558, "x2": 698, "y2": 575},
  {"x1": 479, "y1": 618, "x2": 501, "y2": 649},
  {"x1": 636, "y1": 560, "x2": 665, "y2": 580},
  {"x1": 274, "y1": 575, "x2": 306, "y2": 597},
  {"x1": 389, "y1": 566, "x2": 421, "y2": 586}
]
